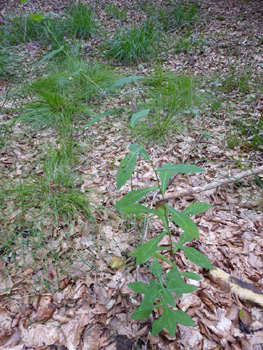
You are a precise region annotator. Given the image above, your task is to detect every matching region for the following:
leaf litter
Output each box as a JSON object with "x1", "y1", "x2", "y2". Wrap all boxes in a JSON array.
[{"x1": 0, "y1": 0, "x2": 263, "y2": 349}]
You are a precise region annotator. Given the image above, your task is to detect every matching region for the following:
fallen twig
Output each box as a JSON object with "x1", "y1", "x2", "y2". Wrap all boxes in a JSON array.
[{"x1": 164, "y1": 165, "x2": 263, "y2": 200}]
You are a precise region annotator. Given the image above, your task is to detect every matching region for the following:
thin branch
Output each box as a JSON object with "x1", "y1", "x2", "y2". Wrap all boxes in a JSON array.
[{"x1": 164, "y1": 165, "x2": 263, "y2": 200}]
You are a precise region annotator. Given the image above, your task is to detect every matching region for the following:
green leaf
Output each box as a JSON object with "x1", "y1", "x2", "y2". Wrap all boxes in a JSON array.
[
  {"x1": 166, "y1": 205, "x2": 199, "y2": 239},
  {"x1": 162, "y1": 287, "x2": 175, "y2": 307},
  {"x1": 131, "y1": 280, "x2": 162, "y2": 320},
  {"x1": 153, "y1": 309, "x2": 178, "y2": 336},
  {"x1": 117, "y1": 204, "x2": 156, "y2": 215},
  {"x1": 166, "y1": 264, "x2": 197, "y2": 297},
  {"x1": 145, "y1": 279, "x2": 162, "y2": 305},
  {"x1": 129, "y1": 144, "x2": 141, "y2": 152},
  {"x1": 157, "y1": 163, "x2": 205, "y2": 174},
  {"x1": 129, "y1": 232, "x2": 165, "y2": 264},
  {"x1": 130, "y1": 109, "x2": 150, "y2": 127},
  {"x1": 127, "y1": 282, "x2": 149, "y2": 294},
  {"x1": 129, "y1": 144, "x2": 149, "y2": 160},
  {"x1": 178, "y1": 232, "x2": 194, "y2": 245},
  {"x1": 181, "y1": 246, "x2": 213, "y2": 269},
  {"x1": 83, "y1": 109, "x2": 118, "y2": 128},
  {"x1": 152, "y1": 316, "x2": 165, "y2": 336},
  {"x1": 21, "y1": 0, "x2": 27, "y2": 3},
  {"x1": 168, "y1": 283, "x2": 197, "y2": 297},
  {"x1": 173, "y1": 309, "x2": 195, "y2": 326},
  {"x1": 131, "y1": 305, "x2": 153, "y2": 319},
  {"x1": 114, "y1": 186, "x2": 158, "y2": 209},
  {"x1": 151, "y1": 258, "x2": 162, "y2": 279},
  {"x1": 106, "y1": 76, "x2": 144, "y2": 91},
  {"x1": 29, "y1": 13, "x2": 44, "y2": 22},
  {"x1": 166, "y1": 263, "x2": 182, "y2": 286},
  {"x1": 153, "y1": 251, "x2": 173, "y2": 266},
  {"x1": 155, "y1": 206, "x2": 169, "y2": 230},
  {"x1": 180, "y1": 272, "x2": 202, "y2": 280},
  {"x1": 182, "y1": 202, "x2": 211, "y2": 216},
  {"x1": 158, "y1": 162, "x2": 174, "y2": 195},
  {"x1": 152, "y1": 308, "x2": 194, "y2": 336},
  {"x1": 36, "y1": 46, "x2": 64, "y2": 66},
  {"x1": 116, "y1": 152, "x2": 138, "y2": 190}
]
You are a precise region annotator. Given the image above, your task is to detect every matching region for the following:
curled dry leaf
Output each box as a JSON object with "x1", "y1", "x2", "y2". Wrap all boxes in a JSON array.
[
  {"x1": 60, "y1": 313, "x2": 89, "y2": 349},
  {"x1": 39, "y1": 294, "x2": 53, "y2": 307},
  {"x1": 0, "y1": 307, "x2": 12, "y2": 345},
  {"x1": 19, "y1": 321, "x2": 60, "y2": 347},
  {"x1": 208, "y1": 316, "x2": 232, "y2": 339},
  {"x1": 81, "y1": 324, "x2": 111, "y2": 350},
  {"x1": 59, "y1": 277, "x2": 70, "y2": 290},
  {"x1": 21, "y1": 268, "x2": 34, "y2": 277},
  {"x1": 34, "y1": 303, "x2": 56, "y2": 322}
]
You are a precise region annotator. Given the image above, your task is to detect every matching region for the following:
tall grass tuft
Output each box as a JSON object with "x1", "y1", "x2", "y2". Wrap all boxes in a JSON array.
[
  {"x1": 69, "y1": 2, "x2": 98, "y2": 39},
  {"x1": 106, "y1": 20, "x2": 160, "y2": 64}
]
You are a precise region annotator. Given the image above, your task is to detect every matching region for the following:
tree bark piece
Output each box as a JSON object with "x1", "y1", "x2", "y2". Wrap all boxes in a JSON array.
[{"x1": 209, "y1": 267, "x2": 263, "y2": 308}]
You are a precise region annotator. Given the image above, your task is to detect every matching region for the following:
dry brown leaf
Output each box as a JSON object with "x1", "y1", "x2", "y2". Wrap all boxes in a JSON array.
[
  {"x1": 110, "y1": 256, "x2": 125, "y2": 269},
  {"x1": 0, "y1": 307, "x2": 12, "y2": 345},
  {"x1": 19, "y1": 321, "x2": 59, "y2": 347},
  {"x1": 60, "y1": 313, "x2": 90, "y2": 349},
  {"x1": 34, "y1": 303, "x2": 56, "y2": 322}
]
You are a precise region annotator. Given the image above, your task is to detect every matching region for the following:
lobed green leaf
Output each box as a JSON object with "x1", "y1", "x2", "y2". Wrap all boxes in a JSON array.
[
  {"x1": 180, "y1": 272, "x2": 202, "y2": 280},
  {"x1": 153, "y1": 251, "x2": 173, "y2": 266},
  {"x1": 127, "y1": 281, "x2": 149, "y2": 294},
  {"x1": 172, "y1": 309, "x2": 195, "y2": 327},
  {"x1": 180, "y1": 246, "x2": 213, "y2": 269},
  {"x1": 162, "y1": 287, "x2": 175, "y2": 307},
  {"x1": 151, "y1": 258, "x2": 162, "y2": 279},
  {"x1": 129, "y1": 232, "x2": 165, "y2": 264},
  {"x1": 131, "y1": 305, "x2": 153, "y2": 319},
  {"x1": 166, "y1": 205, "x2": 199, "y2": 239}
]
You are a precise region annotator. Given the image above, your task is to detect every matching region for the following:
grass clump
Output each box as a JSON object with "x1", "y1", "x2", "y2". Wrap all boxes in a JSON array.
[
  {"x1": 18, "y1": 58, "x2": 118, "y2": 128},
  {"x1": 129, "y1": 68, "x2": 207, "y2": 143},
  {"x1": 1, "y1": 16, "x2": 66, "y2": 49},
  {"x1": 133, "y1": 109, "x2": 184, "y2": 143},
  {"x1": 106, "y1": 20, "x2": 160, "y2": 64},
  {"x1": 227, "y1": 115, "x2": 263, "y2": 150},
  {"x1": 143, "y1": 1, "x2": 198, "y2": 32},
  {"x1": 174, "y1": 33, "x2": 206, "y2": 54},
  {"x1": 168, "y1": 1, "x2": 198, "y2": 29},
  {"x1": 62, "y1": 58, "x2": 118, "y2": 103},
  {"x1": 221, "y1": 64, "x2": 253, "y2": 93},
  {"x1": 105, "y1": 4, "x2": 127, "y2": 21},
  {"x1": 68, "y1": 2, "x2": 98, "y2": 39},
  {"x1": 146, "y1": 68, "x2": 206, "y2": 113},
  {"x1": 0, "y1": 46, "x2": 12, "y2": 79},
  {"x1": 0, "y1": 139, "x2": 93, "y2": 226},
  {"x1": 18, "y1": 90, "x2": 89, "y2": 129}
]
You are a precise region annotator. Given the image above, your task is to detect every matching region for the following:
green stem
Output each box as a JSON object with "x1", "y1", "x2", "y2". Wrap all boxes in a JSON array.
[{"x1": 130, "y1": 128, "x2": 175, "y2": 262}]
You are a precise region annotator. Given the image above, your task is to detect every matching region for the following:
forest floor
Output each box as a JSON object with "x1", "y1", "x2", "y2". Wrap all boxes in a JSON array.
[{"x1": 0, "y1": 0, "x2": 263, "y2": 349}]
